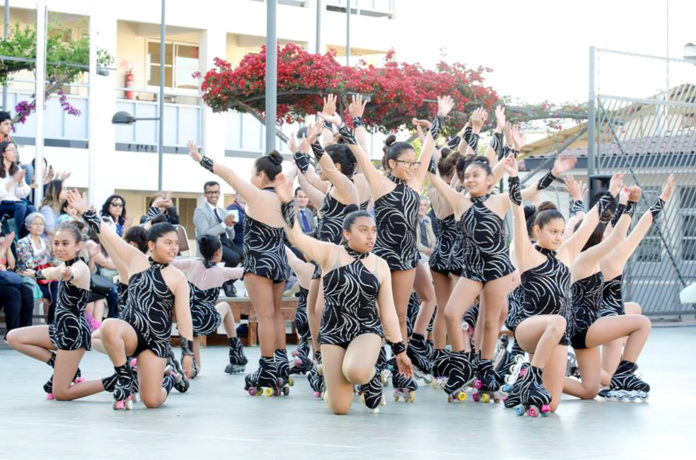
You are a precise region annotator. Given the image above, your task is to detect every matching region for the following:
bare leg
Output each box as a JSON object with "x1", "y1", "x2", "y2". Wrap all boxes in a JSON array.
[
  {"x1": 244, "y1": 274, "x2": 276, "y2": 357},
  {"x1": 563, "y1": 347, "x2": 601, "y2": 399},
  {"x1": 272, "y1": 281, "x2": 286, "y2": 350},
  {"x1": 137, "y1": 349, "x2": 168, "y2": 409},
  {"x1": 342, "y1": 334, "x2": 382, "y2": 384},
  {"x1": 600, "y1": 302, "x2": 643, "y2": 386},
  {"x1": 6, "y1": 325, "x2": 55, "y2": 362},
  {"x1": 390, "y1": 268, "x2": 417, "y2": 344},
  {"x1": 586, "y1": 315, "x2": 651, "y2": 363},
  {"x1": 542, "y1": 345, "x2": 568, "y2": 412},
  {"x1": 90, "y1": 329, "x2": 107, "y2": 354},
  {"x1": 514, "y1": 315, "x2": 567, "y2": 368},
  {"x1": 444, "y1": 278, "x2": 482, "y2": 352},
  {"x1": 100, "y1": 318, "x2": 138, "y2": 367},
  {"x1": 321, "y1": 344, "x2": 353, "y2": 415},
  {"x1": 412, "y1": 263, "x2": 436, "y2": 335},
  {"x1": 480, "y1": 274, "x2": 513, "y2": 360},
  {"x1": 307, "y1": 278, "x2": 322, "y2": 355},
  {"x1": 53, "y1": 349, "x2": 107, "y2": 401},
  {"x1": 430, "y1": 271, "x2": 454, "y2": 349},
  {"x1": 215, "y1": 301, "x2": 239, "y2": 338},
  {"x1": 193, "y1": 338, "x2": 201, "y2": 372}
]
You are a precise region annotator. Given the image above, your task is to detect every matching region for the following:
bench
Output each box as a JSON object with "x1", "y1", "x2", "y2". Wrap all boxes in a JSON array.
[{"x1": 219, "y1": 296, "x2": 299, "y2": 346}]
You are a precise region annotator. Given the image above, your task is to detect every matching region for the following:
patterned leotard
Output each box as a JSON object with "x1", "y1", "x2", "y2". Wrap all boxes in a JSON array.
[
  {"x1": 568, "y1": 272, "x2": 604, "y2": 349},
  {"x1": 243, "y1": 190, "x2": 290, "y2": 284},
  {"x1": 460, "y1": 194, "x2": 515, "y2": 282},
  {"x1": 318, "y1": 247, "x2": 382, "y2": 345},
  {"x1": 48, "y1": 258, "x2": 91, "y2": 351},
  {"x1": 189, "y1": 283, "x2": 222, "y2": 337},
  {"x1": 312, "y1": 191, "x2": 352, "y2": 279},
  {"x1": 429, "y1": 214, "x2": 464, "y2": 276},
  {"x1": 121, "y1": 258, "x2": 175, "y2": 358},
  {"x1": 373, "y1": 175, "x2": 419, "y2": 271},
  {"x1": 599, "y1": 274, "x2": 624, "y2": 317},
  {"x1": 508, "y1": 246, "x2": 571, "y2": 346}
]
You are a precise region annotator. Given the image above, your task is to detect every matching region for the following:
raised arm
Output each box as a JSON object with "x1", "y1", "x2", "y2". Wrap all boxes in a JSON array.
[
  {"x1": 306, "y1": 120, "x2": 358, "y2": 203},
  {"x1": 428, "y1": 171, "x2": 470, "y2": 218},
  {"x1": 172, "y1": 273, "x2": 194, "y2": 377},
  {"x1": 504, "y1": 155, "x2": 537, "y2": 272},
  {"x1": 187, "y1": 140, "x2": 264, "y2": 204},
  {"x1": 297, "y1": 171, "x2": 326, "y2": 209},
  {"x1": 285, "y1": 246, "x2": 316, "y2": 289}
]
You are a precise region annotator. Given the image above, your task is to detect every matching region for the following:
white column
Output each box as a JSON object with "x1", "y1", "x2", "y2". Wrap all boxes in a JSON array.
[
  {"x1": 87, "y1": 3, "x2": 117, "y2": 206},
  {"x1": 34, "y1": 0, "x2": 46, "y2": 205}
]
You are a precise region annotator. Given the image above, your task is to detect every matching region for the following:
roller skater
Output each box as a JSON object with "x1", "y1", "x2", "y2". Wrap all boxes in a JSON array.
[
  {"x1": 509, "y1": 365, "x2": 552, "y2": 417},
  {"x1": 600, "y1": 360, "x2": 650, "y2": 401},
  {"x1": 226, "y1": 337, "x2": 248, "y2": 375},
  {"x1": 358, "y1": 367, "x2": 386, "y2": 412},
  {"x1": 274, "y1": 348, "x2": 293, "y2": 394},
  {"x1": 244, "y1": 356, "x2": 280, "y2": 397}
]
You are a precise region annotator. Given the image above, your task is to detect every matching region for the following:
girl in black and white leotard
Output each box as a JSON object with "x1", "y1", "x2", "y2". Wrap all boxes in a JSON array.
[
  {"x1": 9, "y1": 222, "x2": 115, "y2": 401},
  {"x1": 276, "y1": 175, "x2": 412, "y2": 414},
  {"x1": 172, "y1": 234, "x2": 246, "y2": 376},
  {"x1": 66, "y1": 190, "x2": 195, "y2": 410},
  {"x1": 563, "y1": 178, "x2": 673, "y2": 400},
  {"x1": 187, "y1": 142, "x2": 291, "y2": 396},
  {"x1": 503, "y1": 157, "x2": 621, "y2": 412}
]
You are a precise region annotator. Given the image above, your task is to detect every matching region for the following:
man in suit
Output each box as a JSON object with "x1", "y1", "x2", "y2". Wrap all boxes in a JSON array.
[
  {"x1": 193, "y1": 182, "x2": 241, "y2": 296},
  {"x1": 294, "y1": 187, "x2": 317, "y2": 236}
]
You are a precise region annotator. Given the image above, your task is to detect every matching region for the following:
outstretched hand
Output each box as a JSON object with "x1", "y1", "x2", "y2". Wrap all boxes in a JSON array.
[
  {"x1": 660, "y1": 174, "x2": 675, "y2": 202},
  {"x1": 322, "y1": 94, "x2": 337, "y2": 116},
  {"x1": 437, "y1": 95, "x2": 455, "y2": 117},
  {"x1": 470, "y1": 108, "x2": 486, "y2": 132},
  {"x1": 395, "y1": 352, "x2": 413, "y2": 379},
  {"x1": 187, "y1": 140, "x2": 202, "y2": 162},
  {"x1": 552, "y1": 154, "x2": 576, "y2": 176},
  {"x1": 502, "y1": 153, "x2": 519, "y2": 177},
  {"x1": 609, "y1": 173, "x2": 624, "y2": 197},
  {"x1": 307, "y1": 120, "x2": 325, "y2": 144},
  {"x1": 274, "y1": 173, "x2": 294, "y2": 203},
  {"x1": 564, "y1": 175, "x2": 586, "y2": 201},
  {"x1": 495, "y1": 106, "x2": 506, "y2": 132},
  {"x1": 349, "y1": 94, "x2": 367, "y2": 118},
  {"x1": 627, "y1": 185, "x2": 642, "y2": 202},
  {"x1": 66, "y1": 189, "x2": 89, "y2": 214}
]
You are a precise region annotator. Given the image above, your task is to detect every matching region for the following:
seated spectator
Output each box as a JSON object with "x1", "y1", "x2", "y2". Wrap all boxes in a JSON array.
[
  {"x1": 416, "y1": 195, "x2": 436, "y2": 260},
  {"x1": 0, "y1": 141, "x2": 30, "y2": 239},
  {"x1": 0, "y1": 231, "x2": 33, "y2": 339},
  {"x1": 15, "y1": 212, "x2": 59, "y2": 322},
  {"x1": 100, "y1": 194, "x2": 130, "y2": 237},
  {"x1": 226, "y1": 192, "x2": 246, "y2": 260},
  {"x1": 39, "y1": 179, "x2": 66, "y2": 238},
  {"x1": 294, "y1": 187, "x2": 317, "y2": 236},
  {"x1": 140, "y1": 193, "x2": 180, "y2": 225}
]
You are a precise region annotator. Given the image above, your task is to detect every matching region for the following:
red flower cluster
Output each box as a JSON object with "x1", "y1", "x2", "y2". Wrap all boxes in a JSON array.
[{"x1": 200, "y1": 44, "x2": 498, "y2": 133}]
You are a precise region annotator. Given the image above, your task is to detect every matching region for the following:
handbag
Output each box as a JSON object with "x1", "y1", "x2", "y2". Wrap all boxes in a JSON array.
[
  {"x1": 0, "y1": 269, "x2": 23, "y2": 287},
  {"x1": 90, "y1": 273, "x2": 115, "y2": 296}
]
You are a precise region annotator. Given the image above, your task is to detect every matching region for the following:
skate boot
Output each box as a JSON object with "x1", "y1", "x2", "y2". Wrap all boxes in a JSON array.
[
  {"x1": 407, "y1": 333, "x2": 433, "y2": 384},
  {"x1": 359, "y1": 368, "x2": 385, "y2": 413},
  {"x1": 244, "y1": 356, "x2": 280, "y2": 397},
  {"x1": 44, "y1": 353, "x2": 83, "y2": 401},
  {"x1": 101, "y1": 373, "x2": 119, "y2": 393},
  {"x1": 224, "y1": 337, "x2": 248, "y2": 375},
  {"x1": 274, "y1": 348, "x2": 293, "y2": 394},
  {"x1": 289, "y1": 351, "x2": 313, "y2": 375},
  {"x1": 566, "y1": 349, "x2": 580, "y2": 379},
  {"x1": 493, "y1": 333, "x2": 510, "y2": 372},
  {"x1": 291, "y1": 302, "x2": 311, "y2": 359},
  {"x1": 112, "y1": 362, "x2": 134, "y2": 410},
  {"x1": 502, "y1": 341, "x2": 526, "y2": 384},
  {"x1": 472, "y1": 357, "x2": 503, "y2": 403},
  {"x1": 503, "y1": 362, "x2": 530, "y2": 406},
  {"x1": 168, "y1": 349, "x2": 190, "y2": 393},
  {"x1": 406, "y1": 292, "x2": 420, "y2": 337},
  {"x1": 514, "y1": 365, "x2": 552, "y2": 417},
  {"x1": 307, "y1": 366, "x2": 325, "y2": 398},
  {"x1": 392, "y1": 370, "x2": 418, "y2": 403},
  {"x1": 444, "y1": 350, "x2": 474, "y2": 402},
  {"x1": 431, "y1": 349, "x2": 451, "y2": 389},
  {"x1": 604, "y1": 360, "x2": 650, "y2": 402},
  {"x1": 376, "y1": 346, "x2": 391, "y2": 387},
  {"x1": 128, "y1": 358, "x2": 141, "y2": 403},
  {"x1": 162, "y1": 373, "x2": 175, "y2": 395}
]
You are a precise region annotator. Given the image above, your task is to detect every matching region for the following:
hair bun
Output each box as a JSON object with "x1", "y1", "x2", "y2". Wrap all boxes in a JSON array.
[
  {"x1": 382, "y1": 133, "x2": 397, "y2": 154},
  {"x1": 344, "y1": 203, "x2": 359, "y2": 215},
  {"x1": 537, "y1": 201, "x2": 558, "y2": 212},
  {"x1": 440, "y1": 147, "x2": 452, "y2": 159},
  {"x1": 267, "y1": 150, "x2": 283, "y2": 166}
]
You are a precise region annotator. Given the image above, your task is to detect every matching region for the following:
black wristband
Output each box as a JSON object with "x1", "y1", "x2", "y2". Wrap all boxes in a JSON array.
[
  {"x1": 463, "y1": 126, "x2": 472, "y2": 143},
  {"x1": 537, "y1": 171, "x2": 557, "y2": 191},
  {"x1": 430, "y1": 115, "x2": 444, "y2": 139},
  {"x1": 468, "y1": 132, "x2": 480, "y2": 151},
  {"x1": 570, "y1": 200, "x2": 584, "y2": 216},
  {"x1": 324, "y1": 120, "x2": 334, "y2": 131},
  {"x1": 649, "y1": 198, "x2": 664, "y2": 219},
  {"x1": 596, "y1": 193, "x2": 616, "y2": 221},
  {"x1": 610, "y1": 203, "x2": 626, "y2": 227},
  {"x1": 293, "y1": 151, "x2": 310, "y2": 174},
  {"x1": 508, "y1": 176, "x2": 522, "y2": 205},
  {"x1": 446, "y1": 135, "x2": 461, "y2": 150},
  {"x1": 35, "y1": 269, "x2": 46, "y2": 282},
  {"x1": 388, "y1": 340, "x2": 406, "y2": 356},
  {"x1": 310, "y1": 141, "x2": 325, "y2": 161},
  {"x1": 281, "y1": 200, "x2": 296, "y2": 228},
  {"x1": 428, "y1": 157, "x2": 437, "y2": 174},
  {"x1": 199, "y1": 155, "x2": 214, "y2": 173},
  {"x1": 501, "y1": 145, "x2": 512, "y2": 160},
  {"x1": 490, "y1": 132, "x2": 503, "y2": 158},
  {"x1": 82, "y1": 210, "x2": 101, "y2": 235},
  {"x1": 338, "y1": 126, "x2": 357, "y2": 145},
  {"x1": 625, "y1": 200, "x2": 637, "y2": 218},
  {"x1": 352, "y1": 116, "x2": 364, "y2": 128},
  {"x1": 180, "y1": 338, "x2": 194, "y2": 356}
]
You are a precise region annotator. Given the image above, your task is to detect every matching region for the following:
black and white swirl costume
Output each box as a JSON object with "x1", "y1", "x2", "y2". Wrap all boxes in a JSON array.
[{"x1": 48, "y1": 258, "x2": 91, "y2": 351}]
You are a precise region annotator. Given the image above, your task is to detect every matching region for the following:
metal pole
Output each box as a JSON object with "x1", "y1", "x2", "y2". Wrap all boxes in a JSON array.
[
  {"x1": 265, "y1": 0, "x2": 277, "y2": 152},
  {"x1": 87, "y1": 7, "x2": 97, "y2": 204},
  {"x1": 34, "y1": 0, "x2": 45, "y2": 205},
  {"x1": 158, "y1": 0, "x2": 165, "y2": 192},
  {"x1": 587, "y1": 46, "x2": 595, "y2": 178},
  {"x1": 315, "y1": 0, "x2": 321, "y2": 54},
  {"x1": 345, "y1": 0, "x2": 350, "y2": 65},
  {"x1": 3, "y1": 0, "x2": 9, "y2": 110}
]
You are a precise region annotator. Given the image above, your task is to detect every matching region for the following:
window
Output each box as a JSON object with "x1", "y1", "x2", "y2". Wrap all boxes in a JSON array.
[
  {"x1": 681, "y1": 186, "x2": 696, "y2": 261},
  {"x1": 147, "y1": 41, "x2": 199, "y2": 90},
  {"x1": 636, "y1": 186, "x2": 662, "y2": 262}
]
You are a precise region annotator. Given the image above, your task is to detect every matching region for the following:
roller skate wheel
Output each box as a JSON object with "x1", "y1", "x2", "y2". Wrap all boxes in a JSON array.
[
  {"x1": 541, "y1": 404, "x2": 551, "y2": 416},
  {"x1": 457, "y1": 391, "x2": 467, "y2": 402},
  {"x1": 73, "y1": 377, "x2": 85, "y2": 385},
  {"x1": 288, "y1": 377, "x2": 295, "y2": 387},
  {"x1": 316, "y1": 364, "x2": 324, "y2": 376},
  {"x1": 46, "y1": 393, "x2": 55, "y2": 401},
  {"x1": 380, "y1": 396, "x2": 386, "y2": 406},
  {"x1": 515, "y1": 405, "x2": 526, "y2": 416},
  {"x1": 519, "y1": 368, "x2": 527, "y2": 377},
  {"x1": 408, "y1": 392, "x2": 416, "y2": 403},
  {"x1": 293, "y1": 359, "x2": 302, "y2": 367},
  {"x1": 248, "y1": 387, "x2": 258, "y2": 396},
  {"x1": 393, "y1": 394, "x2": 400, "y2": 403},
  {"x1": 369, "y1": 408, "x2": 380, "y2": 414},
  {"x1": 360, "y1": 394, "x2": 366, "y2": 404},
  {"x1": 481, "y1": 393, "x2": 491, "y2": 403},
  {"x1": 527, "y1": 406, "x2": 539, "y2": 417},
  {"x1": 282, "y1": 386, "x2": 290, "y2": 396},
  {"x1": 262, "y1": 387, "x2": 274, "y2": 397},
  {"x1": 132, "y1": 393, "x2": 141, "y2": 404},
  {"x1": 472, "y1": 392, "x2": 480, "y2": 402},
  {"x1": 129, "y1": 358, "x2": 138, "y2": 368},
  {"x1": 473, "y1": 380, "x2": 483, "y2": 390},
  {"x1": 313, "y1": 391, "x2": 322, "y2": 398},
  {"x1": 502, "y1": 396, "x2": 507, "y2": 404}
]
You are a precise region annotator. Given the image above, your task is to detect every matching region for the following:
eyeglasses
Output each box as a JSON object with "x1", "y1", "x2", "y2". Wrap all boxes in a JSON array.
[
  {"x1": 394, "y1": 160, "x2": 421, "y2": 168},
  {"x1": 205, "y1": 191, "x2": 220, "y2": 195},
  {"x1": 110, "y1": 202, "x2": 124, "y2": 207}
]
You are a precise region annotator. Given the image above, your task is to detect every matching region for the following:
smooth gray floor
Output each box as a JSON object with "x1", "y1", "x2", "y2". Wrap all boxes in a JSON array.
[{"x1": 1, "y1": 326, "x2": 695, "y2": 459}]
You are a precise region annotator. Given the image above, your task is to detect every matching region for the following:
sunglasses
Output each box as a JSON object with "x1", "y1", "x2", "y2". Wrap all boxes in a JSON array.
[{"x1": 110, "y1": 202, "x2": 124, "y2": 207}]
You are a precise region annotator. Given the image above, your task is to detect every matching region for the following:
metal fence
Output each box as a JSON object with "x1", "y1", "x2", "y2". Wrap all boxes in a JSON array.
[{"x1": 589, "y1": 47, "x2": 696, "y2": 318}]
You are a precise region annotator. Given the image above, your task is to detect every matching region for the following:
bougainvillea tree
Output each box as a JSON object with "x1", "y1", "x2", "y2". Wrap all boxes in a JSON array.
[{"x1": 199, "y1": 44, "x2": 499, "y2": 136}]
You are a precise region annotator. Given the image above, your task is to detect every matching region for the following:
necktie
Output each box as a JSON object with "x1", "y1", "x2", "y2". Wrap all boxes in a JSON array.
[
  {"x1": 214, "y1": 207, "x2": 222, "y2": 223},
  {"x1": 300, "y1": 209, "x2": 311, "y2": 233},
  {"x1": 420, "y1": 220, "x2": 428, "y2": 247}
]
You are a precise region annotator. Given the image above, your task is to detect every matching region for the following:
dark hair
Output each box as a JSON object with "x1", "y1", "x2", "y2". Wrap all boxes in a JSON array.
[
  {"x1": 524, "y1": 204, "x2": 538, "y2": 236},
  {"x1": 59, "y1": 200, "x2": 71, "y2": 215},
  {"x1": 381, "y1": 134, "x2": 414, "y2": 171},
  {"x1": 325, "y1": 144, "x2": 357, "y2": 177},
  {"x1": 100, "y1": 194, "x2": 127, "y2": 226},
  {"x1": 342, "y1": 204, "x2": 372, "y2": 231},
  {"x1": 454, "y1": 154, "x2": 474, "y2": 181},
  {"x1": 42, "y1": 179, "x2": 63, "y2": 210},
  {"x1": 56, "y1": 221, "x2": 83, "y2": 243},
  {"x1": 294, "y1": 186, "x2": 304, "y2": 197},
  {"x1": 0, "y1": 111, "x2": 11, "y2": 123},
  {"x1": 0, "y1": 141, "x2": 18, "y2": 177},
  {"x1": 198, "y1": 234, "x2": 222, "y2": 261},
  {"x1": 533, "y1": 202, "x2": 563, "y2": 232},
  {"x1": 150, "y1": 213, "x2": 167, "y2": 225},
  {"x1": 146, "y1": 222, "x2": 177, "y2": 243},
  {"x1": 438, "y1": 148, "x2": 460, "y2": 177},
  {"x1": 203, "y1": 181, "x2": 219, "y2": 191},
  {"x1": 574, "y1": 220, "x2": 605, "y2": 251},
  {"x1": 457, "y1": 155, "x2": 492, "y2": 182},
  {"x1": 124, "y1": 226, "x2": 148, "y2": 253},
  {"x1": 254, "y1": 150, "x2": 283, "y2": 181},
  {"x1": 296, "y1": 127, "x2": 308, "y2": 139}
]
